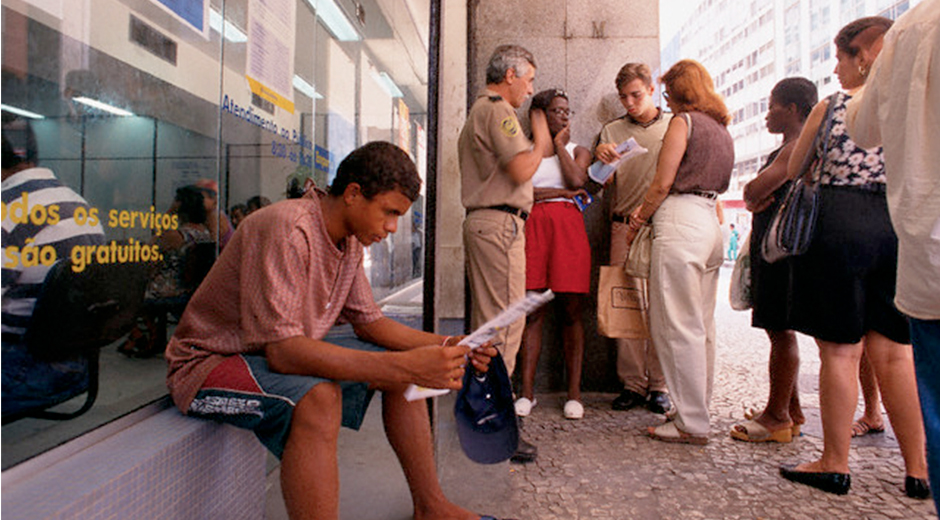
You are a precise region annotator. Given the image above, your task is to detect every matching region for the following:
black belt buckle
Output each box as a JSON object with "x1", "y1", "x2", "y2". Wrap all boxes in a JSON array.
[
  {"x1": 611, "y1": 214, "x2": 628, "y2": 224},
  {"x1": 688, "y1": 190, "x2": 718, "y2": 200},
  {"x1": 487, "y1": 204, "x2": 529, "y2": 221}
]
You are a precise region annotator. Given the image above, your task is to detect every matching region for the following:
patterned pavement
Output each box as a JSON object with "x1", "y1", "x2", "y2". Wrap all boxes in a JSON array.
[{"x1": 500, "y1": 267, "x2": 937, "y2": 519}]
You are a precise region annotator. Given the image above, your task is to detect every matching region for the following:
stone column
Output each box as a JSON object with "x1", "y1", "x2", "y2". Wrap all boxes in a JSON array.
[{"x1": 434, "y1": 0, "x2": 469, "y2": 324}]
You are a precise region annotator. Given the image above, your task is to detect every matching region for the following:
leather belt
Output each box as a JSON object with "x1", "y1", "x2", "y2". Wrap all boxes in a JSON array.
[
  {"x1": 682, "y1": 190, "x2": 719, "y2": 200},
  {"x1": 472, "y1": 205, "x2": 529, "y2": 221}
]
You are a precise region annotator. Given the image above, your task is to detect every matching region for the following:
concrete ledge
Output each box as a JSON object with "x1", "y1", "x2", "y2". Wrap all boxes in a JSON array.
[{"x1": 2, "y1": 402, "x2": 266, "y2": 519}]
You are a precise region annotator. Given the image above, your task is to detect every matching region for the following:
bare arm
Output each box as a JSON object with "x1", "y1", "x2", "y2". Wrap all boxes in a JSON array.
[
  {"x1": 265, "y1": 334, "x2": 470, "y2": 390},
  {"x1": 354, "y1": 316, "x2": 496, "y2": 373},
  {"x1": 553, "y1": 127, "x2": 590, "y2": 189},
  {"x1": 354, "y1": 316, "x2": 446, "y2": 351},
  {"x1": 786, "y1": 99, "x2": 828, "y2": 182},
  {"x1": 504, "y1": 110, "x2": 550, "y2": 184},
  {"x1": 265, "y1": 316, "x2": 498, "y2": 390},
  {"x1": 743, "y1": 140, "x2": 797, "y2": 213}
]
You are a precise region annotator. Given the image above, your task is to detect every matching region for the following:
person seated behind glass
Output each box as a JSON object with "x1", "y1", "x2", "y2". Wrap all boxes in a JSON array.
[
  {"x1": 118, "y1": 185, "x2": 213, "y2": 358},
  {"x1": 194, "y1": 179, "x2": 234, "y2": 249},
  {"x1": 246, "y1": 194, "x2": 272, "y2": 213},
  {"x1": 1, "y1": 119, "x2": 106, "y2": 417},
  {"x1": 229, "y1": 203, "x2": 247, "y2": 229}
]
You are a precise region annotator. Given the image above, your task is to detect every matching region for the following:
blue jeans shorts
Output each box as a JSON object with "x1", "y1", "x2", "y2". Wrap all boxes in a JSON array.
[{"x1": 187, "y1": 333, "x2": 384, "y2": 459}]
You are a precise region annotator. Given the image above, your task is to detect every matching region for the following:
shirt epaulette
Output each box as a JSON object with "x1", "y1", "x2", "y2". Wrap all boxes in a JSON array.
[{"x1": 488, "y1": 95, "x2": 503, "y2": 102}]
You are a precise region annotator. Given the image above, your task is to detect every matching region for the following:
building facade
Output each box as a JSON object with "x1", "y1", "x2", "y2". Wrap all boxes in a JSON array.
[{"x1": 662, "y1": 0, "x2": 921, "y2": 193}]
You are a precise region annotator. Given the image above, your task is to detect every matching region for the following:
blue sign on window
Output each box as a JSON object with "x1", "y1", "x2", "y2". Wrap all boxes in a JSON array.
[{"x1": 155, "y1": 0, "x2": 205, "y2": 33}]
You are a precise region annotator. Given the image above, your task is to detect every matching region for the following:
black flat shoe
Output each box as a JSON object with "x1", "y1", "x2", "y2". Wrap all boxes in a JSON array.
[
  {"x1": 779, "y1": 464, "x2": 851, "y2": 495},
  {"x1": 647, "y1": 391, "x2": 673, "y2": 415},
  {"x1": 905, "y1": 476, "x2": 931, "y2": 499},
  {"x1": 510, "y1": 436, "x2": 537, "y2": 463},
  {"x1": 612, "y1": 389, "x2": 645, "y2": 411}
]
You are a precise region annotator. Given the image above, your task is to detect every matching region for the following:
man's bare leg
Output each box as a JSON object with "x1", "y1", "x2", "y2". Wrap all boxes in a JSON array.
[
  {"x1": 281, "y1": 382, "x2": 344, "y2": 520},
  {"x1": 381, "y1": 387, "x2": 480, "y2": 520}
]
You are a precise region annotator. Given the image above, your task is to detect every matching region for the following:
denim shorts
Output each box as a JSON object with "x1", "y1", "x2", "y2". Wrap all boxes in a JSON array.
[{"x1": 186, "y1": 333, "x2": 384, "y2": 459}]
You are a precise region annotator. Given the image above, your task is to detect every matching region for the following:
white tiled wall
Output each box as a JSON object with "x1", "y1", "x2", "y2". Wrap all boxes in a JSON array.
[{"x1": 2, "y1": 407, "x2": 266, "y2": 519}]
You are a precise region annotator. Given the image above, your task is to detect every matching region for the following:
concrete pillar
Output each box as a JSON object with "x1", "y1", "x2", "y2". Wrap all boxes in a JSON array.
[{"x1": 434, "y1": 0, "x2": 469, "y2": 323}]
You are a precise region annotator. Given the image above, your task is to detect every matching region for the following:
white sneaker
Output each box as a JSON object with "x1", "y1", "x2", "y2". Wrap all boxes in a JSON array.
[
  {"x1": 514, "y1": 397, "x2": 537, "y2": 417},
  {"x1": 564, "y1": 400, "x2": 584, "y2": 420}
]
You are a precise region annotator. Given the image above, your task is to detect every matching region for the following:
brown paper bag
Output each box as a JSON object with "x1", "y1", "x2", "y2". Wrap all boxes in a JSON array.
[{"x1": 597, "y1": 266, "x2": 650, "y2": 339}]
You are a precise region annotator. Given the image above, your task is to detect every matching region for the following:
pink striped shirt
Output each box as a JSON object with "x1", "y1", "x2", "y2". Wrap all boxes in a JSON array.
[{"x1": 166, "y1": 193, "x2": 383, "y2": 412}]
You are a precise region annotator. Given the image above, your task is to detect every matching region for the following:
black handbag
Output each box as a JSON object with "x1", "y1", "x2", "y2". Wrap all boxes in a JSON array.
[{"x1": 761, "y1": 94, "x2": 837, "y2": 264}]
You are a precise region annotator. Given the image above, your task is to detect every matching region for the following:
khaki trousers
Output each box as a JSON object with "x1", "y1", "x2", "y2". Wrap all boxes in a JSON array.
[
  {"x1": 648, "y1": 195, "x2": 723, "y2": 435},
  {"x1": 464, "y1": 209, "x2": 527, "y2": 376},
  {"x1": 609, "y1": 221, "x2": 667, "y2": 395}
]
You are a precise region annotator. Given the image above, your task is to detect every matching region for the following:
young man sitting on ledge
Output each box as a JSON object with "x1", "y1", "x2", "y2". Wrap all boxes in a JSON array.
[{"x1": 166, "y1": 142, "x2": 506, "y2": 520}]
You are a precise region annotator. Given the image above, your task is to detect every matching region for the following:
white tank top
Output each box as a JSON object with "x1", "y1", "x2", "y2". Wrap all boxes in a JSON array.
[{"x1": 531, "y1": 142, "x2": 579, "y2": 203}]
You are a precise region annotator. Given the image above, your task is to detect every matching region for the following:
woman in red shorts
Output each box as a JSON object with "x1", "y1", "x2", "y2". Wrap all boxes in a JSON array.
[{"x1": 513, "y1": 89, "x2": 592, "y2": 420}]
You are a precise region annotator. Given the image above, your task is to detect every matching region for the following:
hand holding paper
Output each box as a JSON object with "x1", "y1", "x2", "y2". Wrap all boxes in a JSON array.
[
  {"x1": 588, "y1": 137, "x2": 648, "y2": 184},
  {"x1": 404, "y1": 290, "x2": 555, "y2": 401}
]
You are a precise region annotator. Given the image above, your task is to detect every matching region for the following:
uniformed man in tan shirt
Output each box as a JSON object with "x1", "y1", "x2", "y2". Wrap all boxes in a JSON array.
[{"x1": 459, "y1": 44, "x2": 550, "y2": 462}]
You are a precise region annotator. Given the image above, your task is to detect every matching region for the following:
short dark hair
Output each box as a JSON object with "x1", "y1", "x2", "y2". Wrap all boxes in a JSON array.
[
  {"x1": 529, "y1": 89, "x2": 567, "y2": 112},
  {"x1": 771, "y1": 77, "x2": 818, "y2": 120},
  {"x1": 485, "y1": 45, "x2": 536, "y2": 85},
  {"x1": 328, "y1": 141, "x2": 421, "y2": 202},
  {"x1": 246, "y1": 195, "x2": 271, "y2": 211},
  {"x1": 176, "y1": 185, "x2": 208, "y2": 225},
  {"x1": 615, "y1": 63, "x2": 653, "y2": 90},
  {"x1": 835, "y1": 16, "x2": 893, "y2": 57}
]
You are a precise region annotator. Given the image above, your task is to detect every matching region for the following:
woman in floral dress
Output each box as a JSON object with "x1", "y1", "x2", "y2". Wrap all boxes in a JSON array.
[{"x1": 778, "y1": 16, "x2": 929, "y2": 499}]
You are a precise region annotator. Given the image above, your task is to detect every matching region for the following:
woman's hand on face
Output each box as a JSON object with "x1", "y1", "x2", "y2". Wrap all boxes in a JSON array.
[
  {"x1": 553, "y1": 124, "x2": 571, "y2": 150},
  {"x1": 595, "y1": 143, "x2": 621, "y2": 164}
]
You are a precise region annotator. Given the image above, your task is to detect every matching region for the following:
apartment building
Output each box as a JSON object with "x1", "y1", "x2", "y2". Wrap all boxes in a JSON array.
[{"x1": 663, "y1": 0, "x2": 921, "y2": 192}]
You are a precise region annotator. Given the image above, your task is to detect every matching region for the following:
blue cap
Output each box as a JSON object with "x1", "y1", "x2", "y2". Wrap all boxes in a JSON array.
[{"x1": 454, "y1": 351, "x2": 519, "y2": 464}]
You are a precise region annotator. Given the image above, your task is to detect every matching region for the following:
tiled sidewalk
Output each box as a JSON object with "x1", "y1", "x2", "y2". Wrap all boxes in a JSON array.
[
  {"x1": 268, "y1": 269, "x2": 938, "y2": 519},
  {"x1": 499, "y1": 268, "x2": 936, "y2": 519}
]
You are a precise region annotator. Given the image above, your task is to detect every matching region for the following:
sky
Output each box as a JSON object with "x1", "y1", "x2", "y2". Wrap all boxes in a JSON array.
[{"x1": 659, "y1": 0, "x2": 702, "y2": 43}]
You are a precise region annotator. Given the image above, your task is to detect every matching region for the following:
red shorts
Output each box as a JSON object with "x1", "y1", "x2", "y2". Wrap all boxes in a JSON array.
[{"x1": 524, "y1": 201, "x2": 591, "y2": 293}]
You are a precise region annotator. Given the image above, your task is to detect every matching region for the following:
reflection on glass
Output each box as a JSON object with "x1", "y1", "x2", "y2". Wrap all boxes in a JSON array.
[{"x1": 2, "y1": 0, "x2": 431, "y2": 468}]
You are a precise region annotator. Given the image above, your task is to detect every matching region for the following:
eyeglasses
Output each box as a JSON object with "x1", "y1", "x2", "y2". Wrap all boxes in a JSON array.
[{"x1": 548, "y1": 108, "x2": 573, "y2": 117}]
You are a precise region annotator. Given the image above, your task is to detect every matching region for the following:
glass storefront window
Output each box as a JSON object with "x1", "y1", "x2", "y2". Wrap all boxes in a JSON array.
[{"x1": 2, "y1": 0, "x2": 429, "y2": 468}]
